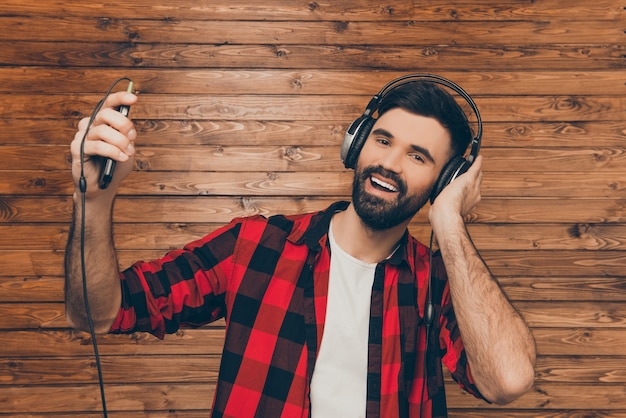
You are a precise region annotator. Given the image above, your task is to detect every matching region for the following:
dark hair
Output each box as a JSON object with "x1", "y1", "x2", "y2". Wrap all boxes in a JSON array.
[{"x1": 376, "y1": 81, "x2": 474, "y2": 158}]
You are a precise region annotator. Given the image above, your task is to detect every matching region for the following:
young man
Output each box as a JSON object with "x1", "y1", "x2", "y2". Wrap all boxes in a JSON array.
[{"x1": 65, "y1": 77, "x2": 536, "y2": 417}]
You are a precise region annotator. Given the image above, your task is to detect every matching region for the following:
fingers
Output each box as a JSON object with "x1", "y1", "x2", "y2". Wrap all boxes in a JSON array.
[
  {"x1": 83, "y1": 122, "x2": 136, "y2": 161},
  {"x1": 72, "y1": 91, "x2": 138, "y2": 163},
  {"x1": 468, "y1": 154, "x2": 483, "y2": 174},
  {"x1": 433, "y1": 156, "x2": 483, "y2": 209}
]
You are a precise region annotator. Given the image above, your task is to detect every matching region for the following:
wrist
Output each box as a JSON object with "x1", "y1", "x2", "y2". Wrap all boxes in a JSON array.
[{"x1": 430, "y1": 212, "x2": 465, "y2": 240}]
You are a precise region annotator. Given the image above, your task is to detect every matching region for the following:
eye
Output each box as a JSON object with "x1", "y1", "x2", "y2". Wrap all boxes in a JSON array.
[
  {"x1": 375, "y1": 137, "x2": 391, "y2": 147},
  {"x1": 408, "y1": 153, "x2": 425, "y2": 163}
]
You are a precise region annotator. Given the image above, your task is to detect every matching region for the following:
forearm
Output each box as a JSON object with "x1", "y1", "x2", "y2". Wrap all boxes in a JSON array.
[
  {"x1": 436, "y1": 217, "x2": 536, "y2": 404},
  {"x1": 64, "y1": 193, "x2": 122, "y2": 333}
]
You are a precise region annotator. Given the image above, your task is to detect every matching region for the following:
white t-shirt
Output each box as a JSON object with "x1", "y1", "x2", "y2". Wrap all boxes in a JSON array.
[{"x1": 310, "y1": 222, "x2": 377, "y2": 418}]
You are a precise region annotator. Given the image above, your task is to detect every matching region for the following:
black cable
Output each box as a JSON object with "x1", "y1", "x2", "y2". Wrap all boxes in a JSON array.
[
  {"x1": 420, "y1": 231, "x2": 435, "y2": 418},
  {"x1": 78, "y1": 77, "x2": 132, "y2": 417}
]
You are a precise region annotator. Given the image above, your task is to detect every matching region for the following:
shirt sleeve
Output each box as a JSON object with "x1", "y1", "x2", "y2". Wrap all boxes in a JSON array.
[{"x1": 110, "y1": 219, "x2": 242, "y2": 339}]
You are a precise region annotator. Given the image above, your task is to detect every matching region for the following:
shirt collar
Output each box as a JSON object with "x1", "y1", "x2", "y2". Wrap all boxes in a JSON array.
[
  {"x1": 289, "y1": 201, "x2": 414, "y2": 270},
  {"x1": 288, "y1": 201, "x2": 349, "y2": 250}
]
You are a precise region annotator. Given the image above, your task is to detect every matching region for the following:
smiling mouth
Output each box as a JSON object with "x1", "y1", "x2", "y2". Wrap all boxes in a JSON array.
[{"x1": 370, "y1": 176, "x2": 398, "y2": 193}]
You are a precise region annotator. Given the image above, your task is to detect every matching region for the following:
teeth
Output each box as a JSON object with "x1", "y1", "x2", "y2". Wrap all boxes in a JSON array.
[{"x1": 371, "y1": 176, "x2": 398, "y2": 192}]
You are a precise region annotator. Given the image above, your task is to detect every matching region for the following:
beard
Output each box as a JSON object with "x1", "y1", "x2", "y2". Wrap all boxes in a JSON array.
[{"x1": 352, "y1": 165, "x2": 431, "y2": 231}]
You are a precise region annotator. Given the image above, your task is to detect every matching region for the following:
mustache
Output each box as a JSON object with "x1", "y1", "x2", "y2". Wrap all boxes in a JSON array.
[{"x1": 359, "y1": 165, "x2": 407, "y2": 195}]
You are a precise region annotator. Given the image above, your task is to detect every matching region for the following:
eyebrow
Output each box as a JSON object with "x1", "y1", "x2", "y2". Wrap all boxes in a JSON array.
[{"x1": 371, "y1": 128, "x2": 436, "y2": 164}]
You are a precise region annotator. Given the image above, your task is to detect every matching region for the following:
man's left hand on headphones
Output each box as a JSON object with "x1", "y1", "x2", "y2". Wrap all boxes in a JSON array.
[{"x1": 428, "y1": 155, "x2": 483, "y2": 231}]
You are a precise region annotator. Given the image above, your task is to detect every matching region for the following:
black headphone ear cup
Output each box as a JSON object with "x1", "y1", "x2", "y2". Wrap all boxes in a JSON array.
[
  {"x1": 430, "y1": 155, "x2": 470, "y2": 204},
  {"x1": 343, "y1": 116, "x2": 376, "y2": 169}
]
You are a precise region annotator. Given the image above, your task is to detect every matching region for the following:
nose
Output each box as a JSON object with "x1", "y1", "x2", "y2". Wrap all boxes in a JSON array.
[{"x1": 377, "y1": 146, "x2": 403, "y2": 174}]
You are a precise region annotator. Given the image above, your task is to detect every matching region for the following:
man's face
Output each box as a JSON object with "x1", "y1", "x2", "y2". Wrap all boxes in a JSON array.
[{"x1": 352, "y1": 108, "x2": 452, "y2": 230}]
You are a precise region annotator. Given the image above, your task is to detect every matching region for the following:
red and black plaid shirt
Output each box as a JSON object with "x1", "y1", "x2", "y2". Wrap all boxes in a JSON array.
[{"x1": 112, "y1": 201, "x2": 484, "y2": 417}]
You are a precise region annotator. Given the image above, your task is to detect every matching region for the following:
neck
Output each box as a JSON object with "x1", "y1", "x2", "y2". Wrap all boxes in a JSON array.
[{"x1": 331, "y1": 204, "x2": 408, "y2": 264}]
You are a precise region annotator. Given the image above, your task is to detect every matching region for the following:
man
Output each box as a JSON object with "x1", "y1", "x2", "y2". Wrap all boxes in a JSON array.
[{"x1": 65, "y1": 76, "x2": 536, "y2": 417}]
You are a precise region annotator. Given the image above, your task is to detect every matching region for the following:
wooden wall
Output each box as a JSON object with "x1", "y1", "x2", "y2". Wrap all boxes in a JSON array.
[{"x1": 1, "y1": 1, "x2": 625, "y2": 416}]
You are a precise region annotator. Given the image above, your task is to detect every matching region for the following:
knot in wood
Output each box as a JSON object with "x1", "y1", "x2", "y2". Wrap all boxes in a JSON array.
[
  {"x1": 592, "y1": 151, "x2": 609, "y2": 163},
  {"x1": 275, "y1": 48, "x2": 289, "y2": 58},
  {"x1": 334, "y1": 21, "x2": 349, "y2": 33},
  {"x1": 31, "y1": 177, "x2": 46, "y2": 188},
  {"x1": 508, "y1": 125, "x2": 528, "y2": 136},
  {"x1": 291, "y1": 76, "x2": 304, "y2": 90},
  {"x1": 240, "y1": 197, "x2": 256, "y2": 212},
  {"x1": 283, "y1": 146, "x2": 302, "y2": 161},
  {"x1": 554, "y1": 96, "x2": 582, "y2": 111},
  {"x1": 380, "y1": 6, "x2": 394, "y2": 16},
  {"x1": 135, "y1": 156, "x2": 150, "y2": 170},
  {"x1": 332, "y1": 125, "x2": 345, "y2": 136},
  {"x1": 567, "y1": 223, "x2": 589, "y2": 239},
  {"x1": 97, "y1": 18, "x2": 112, "y2": 30}
]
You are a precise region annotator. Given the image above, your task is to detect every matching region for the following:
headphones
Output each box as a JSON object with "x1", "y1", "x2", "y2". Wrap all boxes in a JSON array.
[{"x1": 340, "y1": 73, "x2": 482, "y2": 204}]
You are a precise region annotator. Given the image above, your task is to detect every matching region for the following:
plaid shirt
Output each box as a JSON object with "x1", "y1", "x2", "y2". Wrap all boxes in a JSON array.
[{"x1": 112, "y1": 201, "x2": 484, "y2": 417}]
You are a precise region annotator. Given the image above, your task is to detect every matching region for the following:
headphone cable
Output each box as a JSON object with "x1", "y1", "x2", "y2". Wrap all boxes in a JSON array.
[
  {"x1": 419, "y1": 230, "x2": 435, "y2": 418},
  {"x1": 78, "y1": 76, "x2": 132, "y2": 417}
]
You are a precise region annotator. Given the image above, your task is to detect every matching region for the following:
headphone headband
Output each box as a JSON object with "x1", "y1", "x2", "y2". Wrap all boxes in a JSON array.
[{"x1": 341, "y1": 73, "x2": 482, "y2": 167}]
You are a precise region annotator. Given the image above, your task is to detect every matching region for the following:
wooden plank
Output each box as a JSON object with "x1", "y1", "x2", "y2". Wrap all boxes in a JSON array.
[
  {"x1": 498, "y1": 277, "x2": 626, "y2": 302},
  {"x1": 448, "y1": 412, "x2": 626, "y2": 418},
  {"x1": 3, "y1": 117, "x2": 626, "y2": 148},
  {"x1": 3, "y1": 69, "x2": 626, "y2": 96},
  {"x1": 0, "y1": 118, "x2": 350, "y2": 146},
  {"x1": 535, "y1": 356, "x2": 626, "y2": 383},
  {"x1": 445, "y1": 382, "x2": 626, "y2": 410},
  {"x1": 0, "y1": 383, "x2": 214, "y2": 413},
  {"x1": 2, "y1": 0, "x2": 623, "y2": 21},
  {"x1": 516, "y1": 302, "x2": 626, "y2": 328},
  {"x1": 466, "y1": 223, "x2": 626, "y2": 251},
  {"x1": 534, "y1": 328, "x2": 626, "y2": 356},
  {"x1": 0, "y1": 303, "x2": 67, "y2": 329},
  {"x1": 1, "y1": 43, "x2": 622, "y2": 70},
  {"x1": 1, "y1": 18, "x2": 623, "y2": 45},
  {"x1": 0, "y1": 277, "x2": 64, "y2": 302},
  {"x1": 0, "y1": 0, "x2": 416, "y2": 21},
  {"x1": 0, "y1": 413, "x2": 215, "y2": 418},
  {"x1": 0, "y1": 330, "x2": 228, "y2": 357},
  {"x1": 3, "y1": 94, "x2": 623, "y2": 122},
  {"x1": 0, "y1": 356, "x2": 220, "y2": 385}
]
